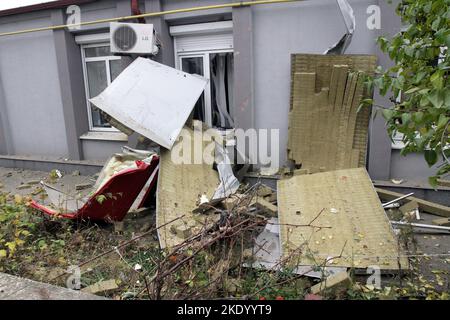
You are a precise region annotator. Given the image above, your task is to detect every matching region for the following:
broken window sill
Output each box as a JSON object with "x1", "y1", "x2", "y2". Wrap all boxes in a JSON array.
[{"x1": 80, "y1": 131, "x2": 128, "y2": 142}]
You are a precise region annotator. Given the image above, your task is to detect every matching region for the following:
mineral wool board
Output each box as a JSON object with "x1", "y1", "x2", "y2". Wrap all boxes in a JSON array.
[
  {"x1": 277, "y1": 167, "x2": 408, "y2": 270},
  {"x1": 156, "y1": 125, "x2": 220, "y2": 249}
]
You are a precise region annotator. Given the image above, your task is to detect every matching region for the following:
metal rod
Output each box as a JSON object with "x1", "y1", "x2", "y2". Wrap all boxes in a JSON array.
[
  {"x1": 391, "y1": 221, "x2": 450, "y2": 232},
  {"x1": 0, "y1": 0, "x2": 300, "y2": 37},
  {"x1": 382, "y1": 192, "x2": 414, "y2": 208}
]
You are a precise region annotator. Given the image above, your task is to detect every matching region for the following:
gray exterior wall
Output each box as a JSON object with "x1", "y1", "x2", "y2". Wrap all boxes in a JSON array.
[
  {"x1": 0, "y1": 12, "x2": 69, "y2": 157},
  {"x1": 0, "y1": 0, "x2": 438, "y2": 182},
  {"x1": 252, "y1": 0, "x2": 378, "y2": 167}
]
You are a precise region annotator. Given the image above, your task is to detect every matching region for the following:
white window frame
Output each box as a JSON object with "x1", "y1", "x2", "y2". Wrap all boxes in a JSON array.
[
  {"x1": 177, "y1": 50, "x2": 233, "y2": 127},
  {"x1": 171, "y1": 21, "x2": 233, "y2": 127},
  {"x1": 80, "y1": 42, "x2": 122, "y2": 132}
]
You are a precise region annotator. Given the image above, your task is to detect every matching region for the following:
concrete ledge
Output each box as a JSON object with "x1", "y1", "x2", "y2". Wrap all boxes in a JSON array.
[
  {"x1": 373, "y1": 180, "x2": 450, "y2": 207},
  {"x1": 0, "y1": 273, "x2": 107, "y2": 300},
  {"x1": 0, "y1": 155, "x2": 103, "y2": 176},
  {"x1": 372, "y1": 179, "x2": 450, "y2": 191}
]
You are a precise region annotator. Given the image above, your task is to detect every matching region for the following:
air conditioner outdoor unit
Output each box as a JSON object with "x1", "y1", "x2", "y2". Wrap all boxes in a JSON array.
[{"x1": 110, "y1": 22, "x2": 158, "y2": 55}]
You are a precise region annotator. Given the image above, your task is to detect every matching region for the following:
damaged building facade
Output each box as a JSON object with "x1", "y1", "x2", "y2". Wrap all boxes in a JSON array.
[{"x1": 0, "y1": 0, "x2": 441, "y2": 186}]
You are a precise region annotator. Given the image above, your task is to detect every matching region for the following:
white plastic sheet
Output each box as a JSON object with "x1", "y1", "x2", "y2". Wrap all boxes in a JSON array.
[{"x1": 90, "y1": 57, "x2": 208, "y2": 149}]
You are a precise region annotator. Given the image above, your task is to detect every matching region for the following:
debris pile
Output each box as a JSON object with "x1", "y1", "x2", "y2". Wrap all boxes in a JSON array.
[{"x1": 24, "y1": 55, "x2": 450, "y2": 299}]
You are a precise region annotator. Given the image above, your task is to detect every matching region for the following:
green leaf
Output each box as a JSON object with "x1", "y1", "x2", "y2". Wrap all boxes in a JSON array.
[
  {"x1": 428, "y1": 90, "x2": 444, "y2": 108},
  {"x1": 444, "y1": 90, "x2": 450, "y2": 107},
  {"x1": 429, "y1": 176, "x2": 439, "y2": 188},
  {"x1": 0, "y1": 249, "x2": 6, "y2": 258},
  {"x1": 401, "y1": 113, "x2": 411, "y2": 125},
  {"x1": 431, "y1": 17, "x2": 441, "y2": 31},
  {"x1": 437, "y1": 115, "x2": 449, "y2": 129},
  {"x1": 382, "y1": 109, "x2": 394, "y2": 121},
  {"x1": 413, "y1": 111, "x2": 424, "y2": 124},
  {"x1": 424, "y1": 150, "x2": 438, "y2": 166},
  {"x1": 404, "y1": 87, "x2": 420, "y2": 94},
  {"x1": 96, "y1": 195, "x2": 107, "y2": 204},
  {"x1": 430, "y1": 71, "x2": 443, "y2": 89}
]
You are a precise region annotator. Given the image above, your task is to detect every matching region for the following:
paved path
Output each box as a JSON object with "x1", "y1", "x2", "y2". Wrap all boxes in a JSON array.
[{"x1": 0, "y1": 273, "x2": 106, "y2": 300}]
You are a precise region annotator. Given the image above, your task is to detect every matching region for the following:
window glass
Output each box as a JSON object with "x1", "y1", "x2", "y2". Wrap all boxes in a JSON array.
[
  {"x1": 110, "y1": 57, "x2": 132, "y2": 81},
  {"x1": 181, "y1": 56, "x2": 206, "y2": 123},
  {"x1": 210, "y1": 52, "x2": 234, "y2": 128},
  {"x1": 86, "y1": 60, "x2": 109, "y2": 128},
  {"x1": 82, "y1": 44, "x2": 132, "y2": 130},
  {"x1": 84, "y1": 46, "x2": 111, "y2": 58}
]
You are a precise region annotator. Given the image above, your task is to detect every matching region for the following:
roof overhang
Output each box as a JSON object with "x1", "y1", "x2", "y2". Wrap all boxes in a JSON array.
[{"x1": 0, "y1": 0, "x2": 96, "y2": 18}]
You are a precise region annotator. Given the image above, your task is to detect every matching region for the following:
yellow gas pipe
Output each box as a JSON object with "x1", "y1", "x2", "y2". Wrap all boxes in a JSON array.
[{"x1": 0, "y1": 0, "x2": 301, "y2": 37}]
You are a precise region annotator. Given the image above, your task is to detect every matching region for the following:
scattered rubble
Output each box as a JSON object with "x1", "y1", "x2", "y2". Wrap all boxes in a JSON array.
[
  {"x1": 433, "y1": 218, "x2": 450, "y2": 227},
  {"x1": 81, "y1": 279, "x2": 119, "y2": 294},
  {"x1": 1, "y1": 54, "x2": 449, "y2": 300},
  {"x1": 377, "y1": 188, "x2": 450, "y2": 218},
  {"x1": 310, "y1": 272, "x2": 352, "y2": 296}
]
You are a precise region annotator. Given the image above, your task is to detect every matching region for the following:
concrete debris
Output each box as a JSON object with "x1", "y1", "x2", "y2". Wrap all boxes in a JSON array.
[
  {"x1": 114, "y1": 221, "x2": 125, "y2": 233},
  {"x1": 81, "y1": 279, "x2": 118, "y2": 294},
  {"x1": 310, "y1": 271, "x2": 352, "y2": 295},
  {"x1": 170, "y1": 224, "x2": 193, "y2": 239},
  {"x1": 432, "y1": 218, "x2": 450, "y2": 227},
  {"x1": 377, "y1": 188, "x2": 450, "y2": 218},
  {"x1": 256, "y1": 185, "x2": 274, "y2": 197},
  {"x1": 293, "y1": 168, "x2": 309, "y2": 176},
  {"x1": 391, "y1": 179, "x2": 404, "y2": 185},
  {"x1": 399, "y1": 200, "x2": 420, "y2": 220},
  {"x1": 26, "y1": 180, "x2": 40, "y2": 185},
  {"x1": 75, "y1": 183, "x2": 94, "y2": 191},
  {"x1": 16, "y1": 184, "x2": 32, "y2": 190},
  {"x1": 258, "y1": 167, "x2": 279, "y2": 176},
  {"x1": 254, "y1": 198, "x2": 278, "y2": 217},
  {"x1": 437, "y1": 179, "x2": 450, "y2": 188}
]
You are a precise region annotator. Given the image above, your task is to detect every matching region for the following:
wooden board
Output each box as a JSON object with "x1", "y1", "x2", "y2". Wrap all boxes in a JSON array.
[
  {"x1": 277, "y1": 168, "x2": 408, "y2": 270},
  {"x1": 288, "y1": 54, "x2": 377, "y2": 172},
  {"x1": 156, "y1": 125, "x2": 220, "y2": 248},
  {"x1": 376, "y1": 188, "x2": 450, "y2": 218}
]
